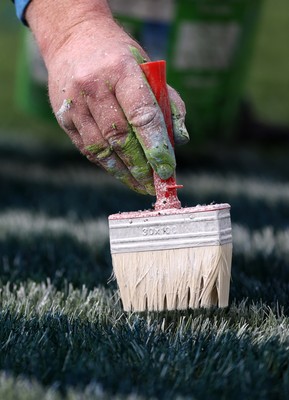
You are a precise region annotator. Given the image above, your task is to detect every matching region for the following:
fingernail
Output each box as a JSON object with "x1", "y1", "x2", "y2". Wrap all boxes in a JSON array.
[{"x1": 156, "y1": 164, "x2": 174, "y2": 180}]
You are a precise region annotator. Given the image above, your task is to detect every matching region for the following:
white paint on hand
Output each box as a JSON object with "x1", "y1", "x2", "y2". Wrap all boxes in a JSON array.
[{"x1": 56, "y1": 99, "x2": 72, "y2": 125}]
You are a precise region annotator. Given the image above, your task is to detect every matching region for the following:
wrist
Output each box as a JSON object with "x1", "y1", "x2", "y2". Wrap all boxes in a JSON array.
[{"x1": 25, "y1": 0, "x2": 113, "y2": 64}]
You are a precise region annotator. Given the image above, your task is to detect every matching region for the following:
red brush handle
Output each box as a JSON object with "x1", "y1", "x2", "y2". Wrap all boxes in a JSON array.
[{"x1": 141, "y1": 61, "x2": 182, "y2": 210}]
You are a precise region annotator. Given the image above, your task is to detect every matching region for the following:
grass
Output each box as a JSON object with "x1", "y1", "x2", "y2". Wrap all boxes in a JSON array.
[
  {"x1": 0, "y1": 287, "x2": 288, "y2": 399},
  {"x1": 1, "y1": 136, "x2": 289, "y2": 399}
]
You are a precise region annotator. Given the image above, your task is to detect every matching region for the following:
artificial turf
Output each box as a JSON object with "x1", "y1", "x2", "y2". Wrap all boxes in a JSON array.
[{"x1": 1, "y1": 136, "x2": 289, "y2": 399}]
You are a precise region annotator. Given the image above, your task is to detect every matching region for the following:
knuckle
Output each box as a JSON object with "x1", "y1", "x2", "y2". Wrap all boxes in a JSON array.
[
  {"x1": 84, "y1": 142, "x2": 113, "y2": 161},
  {"x1": 64, "y1": 126, "x2": 77, "y2": 136},
  {"x1": 76, "y1": 113, "x2": 93, "y2": 128},
  {"x1": 59, "y1": 118, "x2": 74, "y2": 131},
  {"x1": 72, "y1": 69, "x2": 93, "y2": 88},
  {"x1": 71, "y1": 71, "x2": 98, "y2": 97},
  {"x1": 104, "y1": 125, "x2": 129, "y2": 146},
  {"x1": 108, "y1": 135, "x2": 128, "y2": 153},
  {"x1": 75, "y1": 81, "x2": 94, "y2": 98},
  {"x1": 128, "y1": 105, "x2": 161, "y2": 129}
]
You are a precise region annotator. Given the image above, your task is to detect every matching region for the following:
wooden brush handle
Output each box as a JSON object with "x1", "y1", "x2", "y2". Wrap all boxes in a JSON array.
[{"x1": 140, "y1": 61, "x2": 182, "y2": 210}]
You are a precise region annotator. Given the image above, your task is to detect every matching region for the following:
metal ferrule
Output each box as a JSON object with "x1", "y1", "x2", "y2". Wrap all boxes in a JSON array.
[{"x1": 109, "y1": 205, "x2": 232, "y2": 254}]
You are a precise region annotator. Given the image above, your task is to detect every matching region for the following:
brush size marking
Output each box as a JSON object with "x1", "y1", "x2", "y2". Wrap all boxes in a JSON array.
[{"x1": 142, "y1": 225, "x2": 177, "y2": 236}]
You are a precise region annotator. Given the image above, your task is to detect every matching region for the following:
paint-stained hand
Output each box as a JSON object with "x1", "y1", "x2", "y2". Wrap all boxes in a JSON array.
[{"x1": 26, "y1": 3, "x2": 189, "y2": 195}]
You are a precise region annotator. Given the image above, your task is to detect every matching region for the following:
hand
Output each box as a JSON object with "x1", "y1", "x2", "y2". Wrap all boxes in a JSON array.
[{"x1": 26, "y1": 0, "x2": 189, "y2": 195}]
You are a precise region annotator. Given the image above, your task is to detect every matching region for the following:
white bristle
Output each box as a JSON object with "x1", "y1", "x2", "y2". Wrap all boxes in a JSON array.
[{"x1": 112, "y1": 243, "x2": 232, "y2": 312}]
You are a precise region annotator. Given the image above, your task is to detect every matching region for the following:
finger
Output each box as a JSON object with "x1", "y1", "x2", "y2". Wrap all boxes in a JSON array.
[
  {"x1": 54, "y1": 94, "x2": 148, "y2": 194},
  {"x1": 115, "y1": 60, "x2": 176, "y2": 180},
  {"x1": 54, "y1": 100, "x2": 85, "y2": 149},
  {"x1": 167, "y1": 86, "x2": 190, "y2": 146},
  {"x1": 72, "y1": 110, "x2": 148, "y2": 195},
  {"x1": 86, "y1": 84, "x2": 155, "y2": 195},
  {"x1": 55, "y1": 98, "x2": 76, "y2": 131},
  {"x1": 66, "y1": 127, "x2": 84, "y2": 150}
]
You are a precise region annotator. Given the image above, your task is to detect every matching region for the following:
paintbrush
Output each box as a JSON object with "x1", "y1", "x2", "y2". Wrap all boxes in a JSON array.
[{"x1": 108, "y1": 61, "x2": 232, "y2": 312}]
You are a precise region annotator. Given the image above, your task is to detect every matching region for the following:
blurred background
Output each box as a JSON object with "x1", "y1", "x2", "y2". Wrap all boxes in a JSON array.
[{"x1": 0, "y1": 0, "x2": 288, "y2": 150}]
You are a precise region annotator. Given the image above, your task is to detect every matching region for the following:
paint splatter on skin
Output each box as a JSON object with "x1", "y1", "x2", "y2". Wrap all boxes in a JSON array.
[
  {"x1": 129, "y1": 46, "x2": 189, "y2": 172},
  {"x1": 111, "y1": 126, "x2": 155, "y2": 195},
  {"x1": 138, "y1": 130, "x2": 175, "y2": 179},
  {"x1": 85, "y1": 125, "x2": 156, "y2": 195},
  {"x1": 56, "y1": 98, "x2": 72, "y2": 126},
  {"x1": 129, "y1": 115, "x2": 176, "y2": 181},
  {"x1": 170, "y1": 101, "x2": 190, "y2": 146},
  {"x1": 129, "y1": 46, "x2": 147, "y2": 64},
  {"x1": 54, "y1": 44, "x2": 188, "y2": 197},
  {"x1": 85, "y1": 143, "x2": 148, "y2": 195},
  {"x1": 83, "y1": 49, "x2": 174, "y2": 194},
  {"x1": 80, "y1": 90, "x2": 87, "y2": 97},
  {"x1": 106, "y1": 80, "x2": 113, "y2": 92},
  {"x1": 86, "y1": 144, "x2": 113, "y2": 159}
]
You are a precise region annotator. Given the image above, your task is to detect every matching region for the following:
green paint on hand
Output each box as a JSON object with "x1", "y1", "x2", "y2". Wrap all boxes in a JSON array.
[
  {"x1": 85, "y1": 144, "x2": 101, "y2": 155},
  {"x1": 85, "y1": 144, "x2": 113, "y2": 160},
  {"x1": 105, "y1": 80, "x2": 113, "y2": 92},
  {"x1": 85, "y1": 139, "x2": 153, "y2": 195},
  {"x1": 170, "y1": 101, "x2": 190, "y2": 146},
  {"x1": 129, "y1": 46, "x2": 147, "y2": 64},
  {"x1": 130, "y1": 123, "x2": 176, "y2": 181},
  {"x1": 111, "y1": 126, "x2": 155, "y2": 195},
  {"x1": 146, "y1": 146, "x2": 176, "y2": 180}
]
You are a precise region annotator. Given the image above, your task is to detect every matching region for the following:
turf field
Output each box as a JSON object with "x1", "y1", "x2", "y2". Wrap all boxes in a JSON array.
[
  {"x1": 1, "y1": 137, "x2": 289, "y2": 399},
  {"x1": 1, "y1": 1, "x2": 289, "y2": 399}
]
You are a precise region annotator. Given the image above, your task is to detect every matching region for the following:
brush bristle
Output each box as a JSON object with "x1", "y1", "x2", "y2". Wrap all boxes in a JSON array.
[{"x1": 112, "y1": 243, "x2": 232, "y2": 312}]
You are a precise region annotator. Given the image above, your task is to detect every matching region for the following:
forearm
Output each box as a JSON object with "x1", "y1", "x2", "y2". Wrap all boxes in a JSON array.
[{"x1": 25, "y1": 0, "x2": 113, "y2": 64}]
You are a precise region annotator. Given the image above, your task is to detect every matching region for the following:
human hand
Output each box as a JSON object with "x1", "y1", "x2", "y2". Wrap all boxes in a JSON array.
[{"x1": 26, "y1": 0, "x2": 189, "y2": 195}]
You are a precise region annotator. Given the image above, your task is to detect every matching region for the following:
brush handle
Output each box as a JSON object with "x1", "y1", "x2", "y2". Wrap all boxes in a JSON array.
[{"x1": 141, "y1": 61, "x2": 182, "y2": 210}]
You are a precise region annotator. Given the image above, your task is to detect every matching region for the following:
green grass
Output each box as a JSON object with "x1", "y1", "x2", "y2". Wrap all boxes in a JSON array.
[{"x1": 1, "y1": 137, "x2": 289, "y2": 399}]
